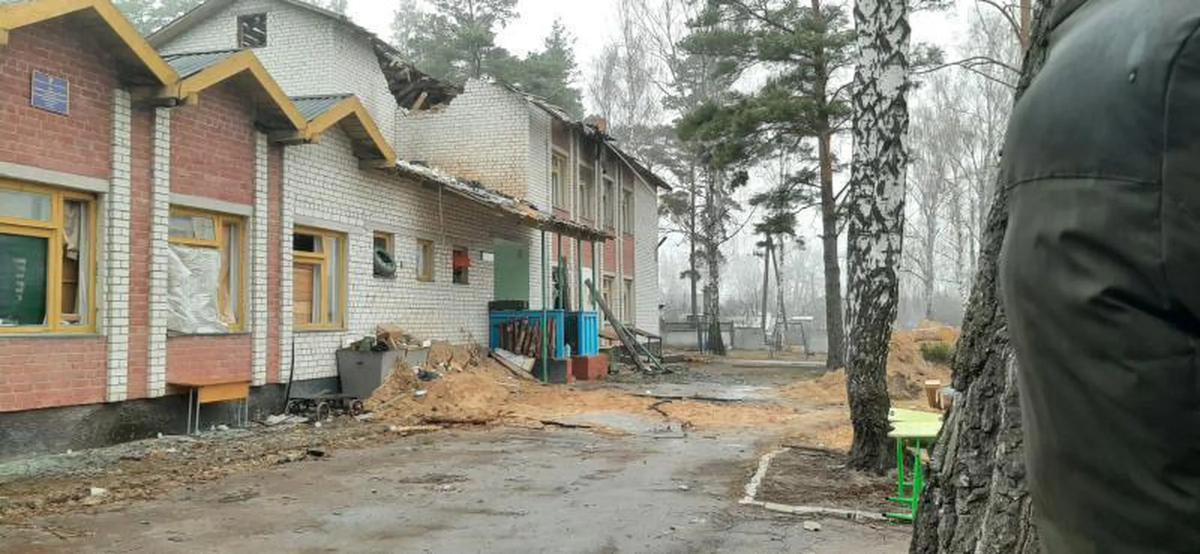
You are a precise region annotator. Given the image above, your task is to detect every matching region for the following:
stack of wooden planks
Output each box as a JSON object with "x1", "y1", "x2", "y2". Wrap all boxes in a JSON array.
[{"x1": 497, "y1": 317, "x2": 557, "y2": 359}]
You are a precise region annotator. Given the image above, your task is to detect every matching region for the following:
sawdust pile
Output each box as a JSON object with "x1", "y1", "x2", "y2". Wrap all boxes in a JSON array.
[
  {"x1": 366, "y1": 343, "x2": 802, "y2": 431},
  {"x1": 365, "y1": 343, "x2": 518, "y2": 425},
  {"x1": 780, "y1": 323, "x2": 960, "y2": 406}
]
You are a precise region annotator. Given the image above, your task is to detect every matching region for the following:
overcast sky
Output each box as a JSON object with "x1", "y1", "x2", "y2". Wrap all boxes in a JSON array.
[{"x1": 346, "y1": 0, "x2": 966, "y2": 113}]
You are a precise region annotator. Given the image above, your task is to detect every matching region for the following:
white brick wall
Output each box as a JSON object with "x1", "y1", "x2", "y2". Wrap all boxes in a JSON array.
[
  {"x1": 251, "y1": 133, "x2": 270, "y2": 385},
  {"x1": 147, "y1": 108, "x2": 171, "y2": 397},
  {"x1": 280, "y1": 145, "x2": 294, "y2": 380},
  {"x1": 159, "y1": 0, "x2": 398, "y2": 145},
  {"x1": 397, "y1": 80, "x2": 532, "y2": 199},
  {"x1": 285, "y1": 129, "x2": 530, "y2": 381},
  {"x1": 634, "y1": 178, "x2": 660, "y2": 335},
  {"x1": 104, "y1": 90, "x2": 132, "y2": 402}
]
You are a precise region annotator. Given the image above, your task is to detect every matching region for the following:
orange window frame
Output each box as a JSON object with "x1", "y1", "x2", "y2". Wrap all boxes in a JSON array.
[
  {"x1": 0, "y1": 179, "x2": 97, "y2": 334},
  {"x1": 168, "y1": 206, "x2": 248, "y2": 332}
]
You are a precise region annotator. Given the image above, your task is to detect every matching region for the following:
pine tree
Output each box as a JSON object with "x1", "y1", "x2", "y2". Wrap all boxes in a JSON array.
[
  {"x1": 506, "y1": 20, "x2": 583, "y2": 118},
  {"x1": 681, "y1": 0, "x2": 855, "y2": 369},
  {"x1": 389, "y1": 2, "x2": 584, "y2": 118}
]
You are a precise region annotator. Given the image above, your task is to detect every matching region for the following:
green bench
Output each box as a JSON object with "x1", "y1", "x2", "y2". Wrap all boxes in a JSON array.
[{"x1": 885, "y1": 408, "x2": 943, "y2": 522}]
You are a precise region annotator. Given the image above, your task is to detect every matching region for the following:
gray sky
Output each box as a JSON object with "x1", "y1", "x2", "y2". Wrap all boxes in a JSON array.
[
  {"x1": 347, "y1": 0, "x2": 965, "y2": 113},
  {"x1": 348, "y1": 0, "x2": 616, "y2": 58}
]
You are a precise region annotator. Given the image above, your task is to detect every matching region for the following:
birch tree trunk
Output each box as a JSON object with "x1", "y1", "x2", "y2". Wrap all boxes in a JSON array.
[
  {"x1": 909, "y1": 2, "x2": 1054, "y2": 551},
  {"x1": 844, "y1": 0, "x2": 911, "y2": 472}
]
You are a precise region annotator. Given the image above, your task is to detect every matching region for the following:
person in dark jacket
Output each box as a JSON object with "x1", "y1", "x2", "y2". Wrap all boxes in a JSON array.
[{"x1": 1000, "y1": 0, "x2": 1200, "y2": 551}]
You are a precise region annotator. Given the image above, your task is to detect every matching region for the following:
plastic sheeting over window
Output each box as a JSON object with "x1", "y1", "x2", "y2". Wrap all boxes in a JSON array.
[{"x1": 167, "y1": 244, "x2": 227, "y2": 334}]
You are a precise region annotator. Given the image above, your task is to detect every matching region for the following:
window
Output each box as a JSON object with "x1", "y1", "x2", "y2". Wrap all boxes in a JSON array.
[
  {"x1": 237, "y1": 13, "x2": 268, "y2": 48},
  {"x1": 579, "y1": 165, "x2": 595, "y2": 220},
  {"x1": 293, "y1": 227, "x2": 346, "y2": 330},
  {"x1": 623, "y1": 278, "x2": 635, "y2": 324},
  {"x1": 602, "y1": 276, "x2": 614, "y2": 315},
  {"x1": 452, "y1": 247, "x2": 470, "y2": 285},
  {"x1": 373, "y1": 231, "x2": 395, "y2": 278},
  {"x1": 416, "y1": 238, "x2": 435, "y2": 282},
  {"x1": 621, "y1": 188, "x2": 634, "y2": 232},
  {"x1": 551, "y1": 153, "x2": 569, "y2": 209},
  {"x1": 602, "y1": 178, "x2": 616, "y2": 229},
  {"x1": 0, "y1": 181, "x2": 95, "y2": 332},
  {"x1": 168, "y1": 208, "x2": 245, "y2": 334}
]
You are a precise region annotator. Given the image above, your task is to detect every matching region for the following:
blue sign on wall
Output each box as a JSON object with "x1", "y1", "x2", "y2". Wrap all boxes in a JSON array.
[{"x1": 31, "y1": 71, "x2": 70, "y2": 116}]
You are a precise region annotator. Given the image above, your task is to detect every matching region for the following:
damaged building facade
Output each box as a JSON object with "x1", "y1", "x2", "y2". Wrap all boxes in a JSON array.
[{"x1": 0, "y1": 0, "x2": 663, "y2": 457}]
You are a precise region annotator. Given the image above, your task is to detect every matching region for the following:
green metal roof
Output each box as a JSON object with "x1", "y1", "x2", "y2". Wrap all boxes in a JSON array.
[
  {"x1": 290, "y1": 94, "x2": 353, "y2": 122},
  {"x1": 162, "y1": 49, "x2": 240, "y2": 79}
]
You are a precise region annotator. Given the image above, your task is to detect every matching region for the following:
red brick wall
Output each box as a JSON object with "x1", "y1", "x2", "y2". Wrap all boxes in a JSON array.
[
  {"x1": 267, "y1": 146, "x2": 283, "y2": 384},
  {"x1": 126, "y1": 107, "x2": 154, "y2": 399},
  {"x1": 581, "y1": 241, "x2": 593, "y2": 269},
  {"x1": 603, "y1": 238, "x2": 617, "y2": 273},
  {"x1": 166, "y1": 335, "x2": 253, "y2": 384},
  {"x1": 167, "y1": 80, "x2": 258, "y2": 386},
  {"x1": 0, "y1": 338, "x2": 107, "y2": 412},
  {"x1": 171, "y1": 80, "x2": 256, "y2": 205},
  {"x1": 0, "y1": 18, "x2": 116, "y2": 180},
  {"x1": 0, "y1": 17, "x2": 122, "y2": 413}
]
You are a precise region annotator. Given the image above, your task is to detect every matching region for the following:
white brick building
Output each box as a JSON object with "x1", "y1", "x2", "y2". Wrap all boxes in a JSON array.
[{"x1": 149, "y1": 0, "x2": 661, "y2": 385}]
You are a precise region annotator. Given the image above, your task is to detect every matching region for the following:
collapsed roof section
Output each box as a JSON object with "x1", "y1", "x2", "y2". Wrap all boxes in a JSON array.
[
  {"x1": 162, "y1": 49, "x2": 307, "y2": 132},
  {"x1": 391, "y1": 160, "x2": 613, "y2": 243},
  {"x1": 0, "y1": 0, "x2": 178, "y2": 86}
]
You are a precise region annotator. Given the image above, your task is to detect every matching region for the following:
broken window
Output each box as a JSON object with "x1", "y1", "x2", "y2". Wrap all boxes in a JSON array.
[
  {"x1": 293, "y1": 227, "x2": 345, "y2": 329},
  {"x1": 416, "y1": 239, "x2": 435, "y2": 282},
  {"x1": 452, "y1": 247, "x2": 470, "y2": 285},
  {"x1": 373, "y1": 231, "x2": 396, "y2": 278},
  {"x1": 0, "y1": 182, "x2": 94, "y2": 332},
  {"x1": 237, "y1": 13, "x2": 268, "y2": 48},
  {"x1": 579, "y1": 165, "x2": 595, "y2": 221},
  {"x1": 167, "y1": 208, "x2": 244, "y2": 334},
  {"x1": 551, "y1": 153, "x2": 569, "y2": 209},
  {"x1": 602, "y1": 178, "x2": 615, "y2": 230},
  {"x1": 621, "y1": 187, "x2": 634, "y2": 233}
]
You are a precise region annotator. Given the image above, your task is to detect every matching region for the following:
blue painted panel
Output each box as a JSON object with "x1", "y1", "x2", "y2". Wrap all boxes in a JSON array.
[{"x1": 31, "y1": 71, "x2": 70, "y2": 116}]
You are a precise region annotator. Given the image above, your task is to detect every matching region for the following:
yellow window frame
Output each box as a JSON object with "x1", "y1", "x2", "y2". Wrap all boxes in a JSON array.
[
  {"x1": 416, "y1": 238, "x2": 435, "y2": 282},
  {"x1": 0, "y1": 179, "x2": 98, "y2": 334},
  {"x1": 373, "y1": 231, "x2": 394, "y2": 255},
  {"x1": 294, "y1": 226, "x2": 347, "y2": 331},
  {"x1": 168, "y1": 206, "x2": 247, "y2": 332},
  {"x1": 551, "y1": 152, "x2": 569, "y2": 209}
]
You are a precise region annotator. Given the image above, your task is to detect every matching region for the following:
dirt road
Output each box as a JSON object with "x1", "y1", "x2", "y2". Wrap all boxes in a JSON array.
[
  {"x1": 0, "y1": 357, "x2": 926, "y2": 553},
  {"x1": 0, "y1": 427, "x2": 907, "y2": 553}
]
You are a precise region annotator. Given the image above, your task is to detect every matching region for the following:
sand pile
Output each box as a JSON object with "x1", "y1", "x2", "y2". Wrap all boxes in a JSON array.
[
  {"x1": 365, "y1": 343, "x2": 521, "y2": 425},
  {"x1": 780, "y1": 323, "x2": 959, "y2": 405},
  {"x1": 366, "y1": 342, "x2": 805, "y2": 432}
]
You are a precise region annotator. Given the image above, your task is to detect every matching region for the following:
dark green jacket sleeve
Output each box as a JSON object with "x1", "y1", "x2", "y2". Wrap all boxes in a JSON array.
[{"x1": 999, "y1": 1, "x2": 1200, "y2": 552}]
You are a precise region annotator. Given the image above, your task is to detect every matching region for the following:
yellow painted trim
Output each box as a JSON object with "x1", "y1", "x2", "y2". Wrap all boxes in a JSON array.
[
  {"x1": 304, "y1": 96, "x2": 397, "y2": 165},
  {"x1": 293, "y1": 226, "x2": 346, "y2": 331},
  {"x1": 0, "y1": 179, "x2": 97, "y2": 334},
  {"x1": 167, "y1": 206, "x2": 247, "y2": 331},
  {"x1": 173, "y1": 50, "x2": 306, "y2": 131},
  {"x1": 0, "y1": 0, "x2": 177, "y2": 85}
]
